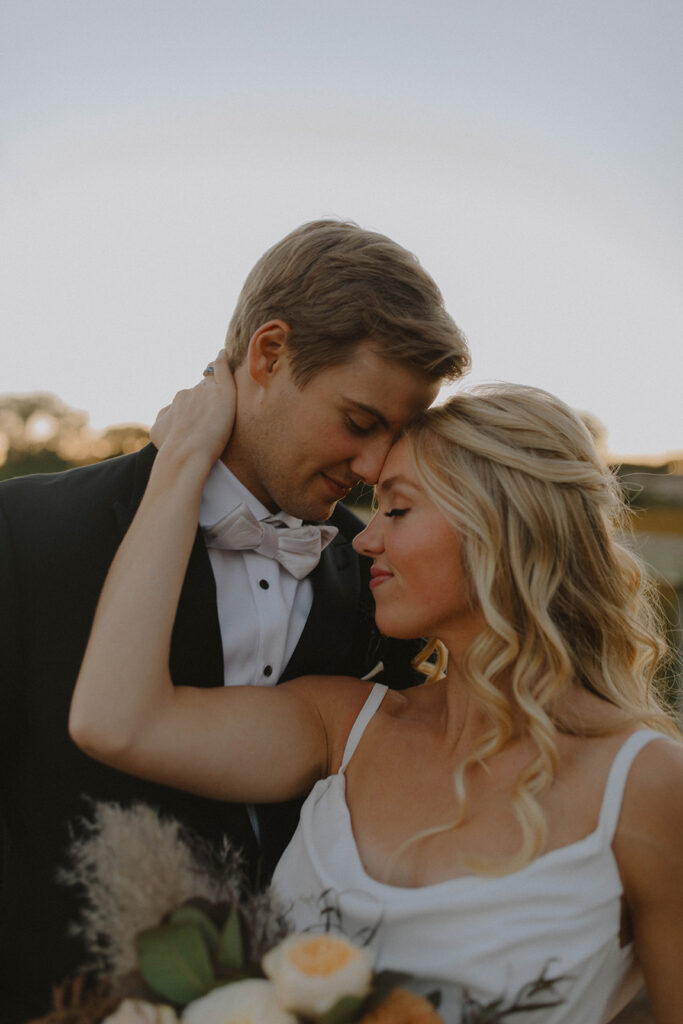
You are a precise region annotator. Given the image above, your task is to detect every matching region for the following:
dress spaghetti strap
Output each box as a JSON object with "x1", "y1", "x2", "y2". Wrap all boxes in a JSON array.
[
  {"x1": 339, "y1": 683, "x2": 389, "y2": 773},
  {"x1": 597, "y1": 730, "x2": 664, "y2": 842}
]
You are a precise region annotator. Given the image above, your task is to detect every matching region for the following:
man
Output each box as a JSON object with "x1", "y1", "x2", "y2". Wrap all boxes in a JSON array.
[{"x1": 0, "y1": 219, "x2": 469, "y2": 1021}]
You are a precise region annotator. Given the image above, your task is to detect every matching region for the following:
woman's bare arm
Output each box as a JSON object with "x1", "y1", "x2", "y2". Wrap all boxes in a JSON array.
[
  {"x1": 614, "y1": 736, "x2": 683, "y2": 1024},
  {"x1": 69, "y1": 352, "x2": 332, "y2": 802}
]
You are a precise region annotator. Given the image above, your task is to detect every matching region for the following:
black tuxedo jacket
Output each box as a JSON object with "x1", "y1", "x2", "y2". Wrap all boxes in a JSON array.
[{"x1": 0, "y1": 445, "x2": 420, "y2": 1022}]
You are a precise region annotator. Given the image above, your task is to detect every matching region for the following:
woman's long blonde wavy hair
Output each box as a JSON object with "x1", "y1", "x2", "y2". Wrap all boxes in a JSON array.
[{"x1": 404, "y1": 383, "x2": 679, "y2": 874}]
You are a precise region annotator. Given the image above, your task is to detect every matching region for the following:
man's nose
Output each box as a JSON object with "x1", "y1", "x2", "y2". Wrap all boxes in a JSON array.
[{"x1": 349, "y1": 437, "x2": 392, "y2": 486}]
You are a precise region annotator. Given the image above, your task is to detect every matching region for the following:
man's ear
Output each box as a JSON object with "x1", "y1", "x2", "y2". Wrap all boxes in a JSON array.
[{"x1": 247, "y1": 320, "x2": 291, "y2": 385}]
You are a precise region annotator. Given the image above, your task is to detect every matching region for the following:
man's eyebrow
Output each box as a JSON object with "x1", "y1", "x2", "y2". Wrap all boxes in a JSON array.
[
  {"x1": 345, "y1": 399, "x2": 390, "y2": 432},
  {"x1": 379, "y1": 474, "x2": 420, "y2": 494}
]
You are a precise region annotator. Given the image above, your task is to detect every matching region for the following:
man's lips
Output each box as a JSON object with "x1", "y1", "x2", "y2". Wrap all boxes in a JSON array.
[
  {"x1": 369, "y1": 567, "x2": 393, "y2": 590},
  {"x1": 320, "y1": 473, "x2": 354, "y2": 499}
]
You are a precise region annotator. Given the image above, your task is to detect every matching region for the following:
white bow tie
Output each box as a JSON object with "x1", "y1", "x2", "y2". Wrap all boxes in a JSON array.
[{"x1": 203, "y1": 502, "x2": 338, "y2": 580}]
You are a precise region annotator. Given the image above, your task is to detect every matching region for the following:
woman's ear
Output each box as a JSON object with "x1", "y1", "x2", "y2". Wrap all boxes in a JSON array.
[{"x1": 247, "y1": 320, "x2": 291, "y2": 385}]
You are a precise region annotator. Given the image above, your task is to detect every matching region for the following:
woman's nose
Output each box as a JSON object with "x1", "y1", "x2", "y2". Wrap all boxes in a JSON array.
[{"x1": 352, "y1": 512, "x2": 383, "y2": 556}]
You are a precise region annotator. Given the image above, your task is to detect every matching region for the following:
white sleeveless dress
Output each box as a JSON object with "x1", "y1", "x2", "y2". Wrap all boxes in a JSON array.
[{"x1": 271, "y1": 683, "x2": 662, "y2": 1023}]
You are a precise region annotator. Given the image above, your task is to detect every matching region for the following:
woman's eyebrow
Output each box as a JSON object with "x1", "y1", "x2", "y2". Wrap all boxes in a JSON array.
[{"x1": 378, "y1": 474, "x2": 420, "y2": 494}]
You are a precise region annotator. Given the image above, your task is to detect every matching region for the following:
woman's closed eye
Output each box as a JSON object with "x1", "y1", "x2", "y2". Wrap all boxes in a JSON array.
[{"x1": 384, "y1": 508, "x2": 409, "y2": 518}]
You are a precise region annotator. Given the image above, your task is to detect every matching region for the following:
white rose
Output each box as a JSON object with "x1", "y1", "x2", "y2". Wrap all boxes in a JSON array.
[
  {"x1": 102, "y1": 999, "x2": 179, "y2": 1024},
  {"x1": 181, "y1": 979, "x2": 297, "y2": 1024},
  {"x1": 262, "y1": 933, "x2": 373, "y2": 1019}
]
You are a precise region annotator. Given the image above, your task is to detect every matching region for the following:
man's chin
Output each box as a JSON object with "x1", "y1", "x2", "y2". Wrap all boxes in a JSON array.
[
  {"x1": 306, "y1": 500, "x2": 338, "y2": 523},
  {"x1": 282, "y1": 495, "x2": 338, "y2": 523}
]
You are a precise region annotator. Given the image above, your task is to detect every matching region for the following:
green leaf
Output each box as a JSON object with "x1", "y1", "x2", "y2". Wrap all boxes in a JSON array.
[
  {"x1": 136, "y1": 923, "x2": 215, "y2": 1005},
  {"x1": 210, "y1": 969, "x2": 252, "y2": 987},
  {"x1": 169, "y1": 904, "x2": 220, "y2": 954},
  {"x1": 216, "y1": 907, "x2": 244, "y2": 970},
  {"x1": 318, "y1": 995, "x2": 367, "y2": 1024}
]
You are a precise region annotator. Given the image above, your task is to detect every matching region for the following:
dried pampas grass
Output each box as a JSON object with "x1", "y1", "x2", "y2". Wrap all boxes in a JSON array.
[{"x1": 58, "y1": 801, "x2": 284, "y2": 978}]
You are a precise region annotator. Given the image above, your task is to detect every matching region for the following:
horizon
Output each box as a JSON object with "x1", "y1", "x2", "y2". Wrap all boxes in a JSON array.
[{"x1": 1, "y1": 384, "x2": 681, "y2": 472}]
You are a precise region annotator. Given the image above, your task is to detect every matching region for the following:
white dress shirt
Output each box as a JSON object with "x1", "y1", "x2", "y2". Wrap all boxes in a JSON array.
[{"x1": 199, "y1": 460, "x2": 314, "y2": 687}]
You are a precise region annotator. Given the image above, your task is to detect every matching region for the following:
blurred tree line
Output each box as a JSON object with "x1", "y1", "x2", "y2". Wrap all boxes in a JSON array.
[{"x1": 0, "y1": 392, "x2": 149, "y2": 480}]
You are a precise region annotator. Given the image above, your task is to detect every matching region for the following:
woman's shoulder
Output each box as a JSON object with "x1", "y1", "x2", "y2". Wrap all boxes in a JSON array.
[
  {"x1": 283, "y1": 675, "x2": 385, "y2": 773},
  {"x1": 613, "y1": 730, "x2": 683, "y2": 889},
  {"x1": 617, "y1": 729, "x2": 683, "y2": 822}
]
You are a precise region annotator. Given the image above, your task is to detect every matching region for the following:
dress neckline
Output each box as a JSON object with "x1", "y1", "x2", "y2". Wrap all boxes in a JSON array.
[{"x1": 329, "y1": 727, "x2": 664, "y2": 895}]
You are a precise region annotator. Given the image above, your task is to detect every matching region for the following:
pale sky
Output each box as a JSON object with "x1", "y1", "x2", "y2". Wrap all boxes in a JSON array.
[{"x1": 2, "y1": 0, "x2": 682, "y2": 458}]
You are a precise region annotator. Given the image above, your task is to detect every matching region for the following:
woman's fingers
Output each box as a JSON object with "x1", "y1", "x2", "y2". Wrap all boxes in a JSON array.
[
  {"x1": 202, "y1": 350, "x2": 237, "y2": 442},
  {"x1": 203, "y1": 349, "x2": 229, "y2": 381},
  {"x1": 150, "y1": 350, "x2": 236, "y2": 460}
]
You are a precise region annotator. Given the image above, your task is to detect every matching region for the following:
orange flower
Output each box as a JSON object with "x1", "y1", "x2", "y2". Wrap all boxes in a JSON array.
[{"x1": 358, "y1": 988, "x2": 444, "y2": 1024}]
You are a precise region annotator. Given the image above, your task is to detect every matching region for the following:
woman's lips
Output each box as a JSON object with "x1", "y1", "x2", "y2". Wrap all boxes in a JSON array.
[{"x1": 369, "y1": 567, "x2": 393, "y2": 590}]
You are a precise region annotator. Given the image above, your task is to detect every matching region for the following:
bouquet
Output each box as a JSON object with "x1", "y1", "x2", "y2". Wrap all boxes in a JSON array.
[{"x1": 34, "y1": 802, "x2": 569, "y2": 1024}]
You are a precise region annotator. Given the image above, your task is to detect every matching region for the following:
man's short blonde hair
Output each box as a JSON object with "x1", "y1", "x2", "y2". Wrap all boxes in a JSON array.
[{"x1": 225, "y1": 219, "x2": 470, "y2": 386}]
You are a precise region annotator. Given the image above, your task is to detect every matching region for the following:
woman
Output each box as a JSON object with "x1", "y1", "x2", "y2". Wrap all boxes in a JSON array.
[{"x1": 69, "y1": 352, "x2": 683, "y2": 1023}]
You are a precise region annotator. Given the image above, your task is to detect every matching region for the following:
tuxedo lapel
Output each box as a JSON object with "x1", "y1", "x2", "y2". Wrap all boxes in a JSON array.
[
  {"x1": 280, "y1": 529, "x2": 361, "y2": 681},
  {"x1": 169, "y1": 531, "x2": 224, "y2": 687},
  {"x1": 112, "y1": 447, "x2": 224, "y2": 690}
]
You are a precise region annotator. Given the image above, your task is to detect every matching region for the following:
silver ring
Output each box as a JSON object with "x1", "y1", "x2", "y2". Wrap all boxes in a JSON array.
[{"x1": 202, "y1": 365, "x2": 215, "y2": 377}]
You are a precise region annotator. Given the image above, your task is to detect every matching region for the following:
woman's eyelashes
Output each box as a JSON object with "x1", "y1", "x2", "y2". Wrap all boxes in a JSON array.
[{"x1": 384, "y1": 508, "x2": 409, "y2": 518}]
